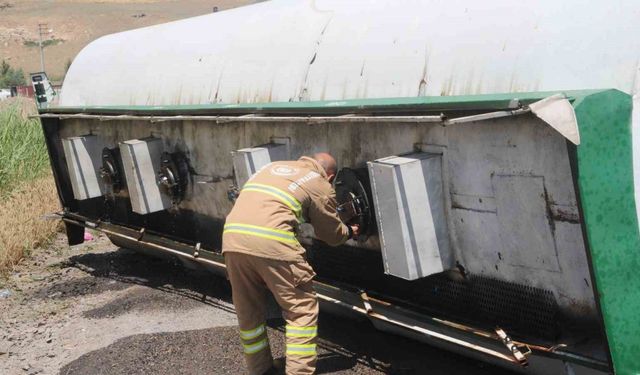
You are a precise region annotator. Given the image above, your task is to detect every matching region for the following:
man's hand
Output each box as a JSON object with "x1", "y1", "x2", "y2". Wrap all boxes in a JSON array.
[{"x1": 350, "y1": 224, "x2": 360, "y2": 239}]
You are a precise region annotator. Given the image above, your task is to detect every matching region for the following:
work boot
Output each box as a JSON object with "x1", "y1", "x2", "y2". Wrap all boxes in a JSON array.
[
  {"x1": 260, "y1": 367, "x2": 280, "y2": 375},
  {"x1": 273, "y1": 358, "x2": 285, "y2": 372},
  {"x1": 261, "y1": 358, "x2": 285, "y2": 375}
]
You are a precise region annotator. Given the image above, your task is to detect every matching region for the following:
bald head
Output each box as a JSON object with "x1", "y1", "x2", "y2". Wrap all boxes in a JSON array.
[{"x1": 313, "y1": 152, "x2": 337, "y2": 180}]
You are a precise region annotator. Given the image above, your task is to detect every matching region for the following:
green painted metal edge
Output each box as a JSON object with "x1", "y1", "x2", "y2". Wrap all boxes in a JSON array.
[
  {"x1": 40, "y1": 89, "x2": 609, "y2": 115},
  {"x1": 573, "y1": 89, "x2": 640, "y2": 375}
]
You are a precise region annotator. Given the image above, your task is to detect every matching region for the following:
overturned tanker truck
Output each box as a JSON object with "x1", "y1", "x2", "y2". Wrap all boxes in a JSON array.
[{"x1": 36, "y1": 1, "x2": 640, "y2": 374}]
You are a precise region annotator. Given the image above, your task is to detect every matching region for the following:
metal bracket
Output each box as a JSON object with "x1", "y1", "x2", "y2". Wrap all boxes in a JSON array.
[
  {"x1": 136, "y1": 228, "x2": 146, "y2": 241},
  {"x1": 495, "y1": 327, "x2": 530, "y2": 367},
  {"x1": 443, "y1": 108, "x2": 530, "y2": 126},
  {"x1": 361, "y1": 291, "x2": 374, "y2": 313},
  {"x1": 42, "y1": 212, "x2": 65, "y2": 221}
]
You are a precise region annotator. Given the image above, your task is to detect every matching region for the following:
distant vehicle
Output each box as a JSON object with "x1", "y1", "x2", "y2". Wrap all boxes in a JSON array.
[
  {"x1": 0, "y1": 89, "x2": 10, "y2": 101},
  {"x1": 30, "y1": 72, "x2": 56, "y2": 108}
]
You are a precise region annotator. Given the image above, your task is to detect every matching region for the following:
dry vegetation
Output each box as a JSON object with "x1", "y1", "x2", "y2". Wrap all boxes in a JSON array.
[
  {"x1": 0, "y1": 175, "x2": 60, "y2": 272},
  {"x1": 0, "y1": 99, "x2": 60, "y2": 273}
]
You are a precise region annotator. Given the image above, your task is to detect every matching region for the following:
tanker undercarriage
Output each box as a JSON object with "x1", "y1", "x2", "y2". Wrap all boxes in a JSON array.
[{"x1": 40, "y1": 92, "x2": 615, "y2": 375}]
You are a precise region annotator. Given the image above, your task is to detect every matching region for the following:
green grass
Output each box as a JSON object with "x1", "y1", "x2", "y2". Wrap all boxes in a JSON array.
[
  {"x1": 0, "y1": 100, "x2": 60, "y2": 273},
  {"x1": 0, "y1": 102, "x2": 50, "y2": 195}
]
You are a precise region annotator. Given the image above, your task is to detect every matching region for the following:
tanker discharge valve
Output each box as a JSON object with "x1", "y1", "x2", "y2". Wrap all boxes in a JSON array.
[
  {"x1": 157, "y1": 151, "x2": 190, "y2": 205},
  {"x1": 333, "y1": 167, "x2": 372, "y2": 241},
  {"x1": 100, "y1": 147, "x2": 123, "y2": 195}
]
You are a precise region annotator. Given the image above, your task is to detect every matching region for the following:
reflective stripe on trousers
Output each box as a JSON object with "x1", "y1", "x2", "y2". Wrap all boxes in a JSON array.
[
  {"x1": 240, "y1": 323, "x2": 266, "y2": 341},
  {"x1": 285, "y1": 324, "x2": 318, "y2": 357},
  {"x1": 240, "y1": 323, "x2": 269, "y2": 355},
  {"x1": 223, "y1": 223, "x2": 299, "y2": 244},
  {"x1": 243, "y1": 338, "x2": 269, "y2": 354},
  {"x1": 286, "y1": 325, "x2": 318, "y2": 338},
  {"x1": 286, "y1": 343, "x2": 317, "y2": 356}
]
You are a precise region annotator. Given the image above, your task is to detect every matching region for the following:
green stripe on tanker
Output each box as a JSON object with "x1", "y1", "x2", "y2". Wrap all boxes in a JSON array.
[{"x1": 573, "y1": 90, "x2": 640, "y2": 375}]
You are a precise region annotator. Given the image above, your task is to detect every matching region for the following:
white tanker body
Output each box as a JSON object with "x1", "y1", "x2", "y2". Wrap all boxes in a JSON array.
[
  {"x1": 61, "y1": 0, "x2": 640, "y2": 105},
  {"x1": 39, "y1": 1, "x2": 640, "y2": 374}
]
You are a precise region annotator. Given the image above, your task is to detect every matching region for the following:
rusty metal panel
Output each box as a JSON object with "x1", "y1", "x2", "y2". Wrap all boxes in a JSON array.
[{"x1": 493, "y1": 175, "x2": 560, "y2": 272}]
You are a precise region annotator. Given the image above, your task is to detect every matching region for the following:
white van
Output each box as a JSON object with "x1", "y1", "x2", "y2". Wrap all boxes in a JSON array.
[{"x1": 0, "y1": 89, "x2": 11, "y2": 101}]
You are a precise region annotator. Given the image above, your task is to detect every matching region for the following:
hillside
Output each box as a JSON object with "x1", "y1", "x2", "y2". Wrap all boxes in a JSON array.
[{"x1": 0, "y1": 0, "x2": 256, "y2": 82}]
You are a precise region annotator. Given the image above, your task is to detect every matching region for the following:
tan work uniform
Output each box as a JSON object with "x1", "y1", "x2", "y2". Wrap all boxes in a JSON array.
[{"x1": 223, "y1": 157, "x2": 350, "y2": 375}]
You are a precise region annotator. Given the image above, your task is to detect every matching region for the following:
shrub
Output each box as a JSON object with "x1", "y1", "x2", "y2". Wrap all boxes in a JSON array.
[{"x1": 0, "y1": 60, "x2": 26, "y2": 88}]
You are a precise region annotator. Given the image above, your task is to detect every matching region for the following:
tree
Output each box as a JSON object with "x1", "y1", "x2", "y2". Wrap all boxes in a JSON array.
[
  {"x1": 0, "y1": 60, "x2": 10, "y2": 77},
  {"x1": 0, "y1": 60, "x2": 26, "y2": 88}
]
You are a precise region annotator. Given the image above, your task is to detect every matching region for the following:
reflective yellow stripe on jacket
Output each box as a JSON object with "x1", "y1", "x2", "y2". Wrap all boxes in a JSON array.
[
  {"x1": 242, "y1": 183, "x2": 303, "y2": 219},
  {"x1": 224, "y1": 223, "x2": 299, "y2": 244}
]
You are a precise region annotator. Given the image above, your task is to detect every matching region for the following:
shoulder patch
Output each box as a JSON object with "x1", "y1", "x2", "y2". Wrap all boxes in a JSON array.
[{"x1": 270, "y1": 165, "x2": 299, "y2": 177}]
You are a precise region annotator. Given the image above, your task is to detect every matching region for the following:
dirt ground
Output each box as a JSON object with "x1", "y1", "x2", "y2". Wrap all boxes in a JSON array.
[{"x1": 0, "y1": 232, "x2": 518, "y2": 375}]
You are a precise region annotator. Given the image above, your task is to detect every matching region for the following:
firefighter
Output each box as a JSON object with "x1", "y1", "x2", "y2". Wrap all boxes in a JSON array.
[{"x1": 223, "y1": 152, "x2": 359, "y2": 375}]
